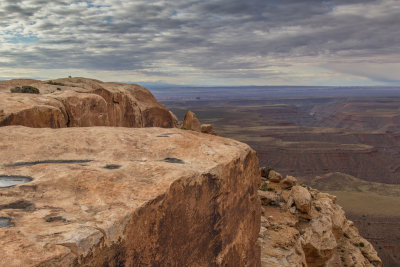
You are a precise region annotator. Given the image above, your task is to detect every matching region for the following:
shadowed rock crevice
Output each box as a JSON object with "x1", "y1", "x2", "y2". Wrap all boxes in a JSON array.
[
  {"x1": 163, "y1": 157, "x2": 184, "y2": 164},
  {"x1": 103, "y1": 164, "x2": 121, "y2": 170},
  {"x1": 0, "y1": 200, "x2": 35, "y2": 211},
  {"x1": 6, "y1": 159, "x2": 92, "y2": 167}
]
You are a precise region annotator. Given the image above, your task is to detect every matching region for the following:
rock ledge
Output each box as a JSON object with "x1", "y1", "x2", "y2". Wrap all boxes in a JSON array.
[{"x1": 0, "y1": 126, "x2": 260, "y2": 266}]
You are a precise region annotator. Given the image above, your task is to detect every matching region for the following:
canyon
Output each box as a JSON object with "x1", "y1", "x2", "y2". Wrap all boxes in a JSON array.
[
  {"x1": 0, "y1": 78, "x2": 383, "y2": 266},
  {"x1": 161, "y1": 90, "x2": 400, "y2": 267}
]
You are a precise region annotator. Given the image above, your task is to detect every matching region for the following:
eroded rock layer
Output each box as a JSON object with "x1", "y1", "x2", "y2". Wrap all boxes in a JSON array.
[
  {"x1": 0, "y1": 77, "x2": 175, "y2": 128},
  {"x1": 258, "y1": 172, "x2": 382, "y2": 267},
  {"x1": 0, "y1": 126, "x2": 260, "y2": 267}
]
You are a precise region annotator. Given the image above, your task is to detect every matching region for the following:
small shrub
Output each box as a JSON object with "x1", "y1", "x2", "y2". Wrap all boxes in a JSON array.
[
  {"x1": 267, "y1": 187, "x2": 276, "y2": 192},
  {"x1": 259, "y1": 182, "x2": 268, "y2": 191},
  {"x1": 47, "y1": 80, "x2": 65, "y2": 86},
  {"x1": 315, "y1": 206, "x2": 322, "y2": 212},
  {"x1": 359, "y1": 242, "x2": 365, "y2": 247},
  {"x1": 10, "y1": 86, "x2": 40, "y2": 94},
  {"x1": 56, "y1": 87, "x2": 61, "y2": 91}
]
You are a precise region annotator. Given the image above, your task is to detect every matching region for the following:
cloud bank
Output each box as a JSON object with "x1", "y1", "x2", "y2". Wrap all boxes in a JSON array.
[{"x1": 0, "y1": 0, "x2": 399, "y2": 85}]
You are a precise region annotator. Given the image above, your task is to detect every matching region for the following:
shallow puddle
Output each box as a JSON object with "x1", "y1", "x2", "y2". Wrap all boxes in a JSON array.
[
  {"x1": 0, "y1": 176, "x2": 33, "y2": 188},
  {"x1": 0, "y1": 217, "x2": 13, "y2": 228}
]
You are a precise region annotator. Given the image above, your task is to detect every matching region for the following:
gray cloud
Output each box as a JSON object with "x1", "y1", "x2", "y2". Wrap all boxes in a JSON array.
[{"x1": 0, "y1": 0, "x2": 399, "y2": 84}]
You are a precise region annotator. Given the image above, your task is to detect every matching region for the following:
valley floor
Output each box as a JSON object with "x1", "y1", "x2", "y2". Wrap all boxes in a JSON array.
[{"x1": 162, "y1": 95, "x2": 400, "y2": 267}]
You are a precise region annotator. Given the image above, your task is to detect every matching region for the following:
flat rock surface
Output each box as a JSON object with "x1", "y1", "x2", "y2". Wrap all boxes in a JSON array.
[{"x1": 0, "y1": 126, "x2": 260, "y2": 266}]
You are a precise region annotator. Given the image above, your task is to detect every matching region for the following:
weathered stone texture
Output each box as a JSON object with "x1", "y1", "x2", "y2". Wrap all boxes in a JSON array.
[
  {"x1": 0, "y1": 126, "x2": 260, "y2": 267},
  {"x1": 0, "y1": 78, "x2": 175, "y2": 128},
  {"x1": 258, "y1": 176, "x2": 381, "y2": 267},
  {"x1": 182, "y1": 110, "x2": 202, "y2": 132}
]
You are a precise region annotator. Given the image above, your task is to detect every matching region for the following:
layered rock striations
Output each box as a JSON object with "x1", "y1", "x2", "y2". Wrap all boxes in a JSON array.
[
  {"x1": 0, "y1": 77, "x2": 381, "y2": 266},
  {"x1": 0, "y1": 77, "x2": 175, "y2": 128},
  {"x1": 258, "y1": 171, "x2": 382, "y2": 267},
  {"x1": 0, "y1": 126, "x2": 260, "y2": 267}
]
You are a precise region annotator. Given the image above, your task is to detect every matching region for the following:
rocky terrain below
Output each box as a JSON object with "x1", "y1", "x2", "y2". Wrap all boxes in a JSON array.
[
  {"x1": 163, "y1": 96, "x2": 397, "y2": 266},
  {"x1": 258, "y1": 170, "x2": 381, "y2": 267}
]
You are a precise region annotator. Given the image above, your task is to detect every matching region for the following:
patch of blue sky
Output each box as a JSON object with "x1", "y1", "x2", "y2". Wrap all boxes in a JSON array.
[
  {"x1": 86, "y1": 0, "x2": 110, "y2": 9},
  {"x1": 169, "y1": 9, "x2": 179, "y2": 18},
  {"x1": 5, "y1": 33, "x2": 39, "y2": 44},
  {"x1": 104, "y1": 18, "x2": 113, "y2": 23}
]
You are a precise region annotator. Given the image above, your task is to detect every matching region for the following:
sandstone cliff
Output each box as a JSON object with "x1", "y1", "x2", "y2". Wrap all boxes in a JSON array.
[
  {"x1": 0, "y1": 78, "x2": 175, "y2": 128},
  {"x1": 0, "y1": 126, "x2": 260, "y2": 266},
  {"x1": 0, "y1": 78, "x2": 382, "y2": 266},
  {"x1": 258, "y1": 171, "x2": 382, "y2": 267}
]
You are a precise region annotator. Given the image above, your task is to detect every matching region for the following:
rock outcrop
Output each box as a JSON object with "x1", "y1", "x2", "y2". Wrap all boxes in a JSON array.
[
  {"x1": 181, "y1": 110, "x2": 217, "y2": 135},
  {"x1": 258, "y1": 172, "x2": 382, "y2": 267},
  {"x1": 0, "y1": 126, "x2": 260, "y2": 266},
  {"x1": 0, "y1": 78, "x2": 176, "y2": 128},
  {"x1": 201, "y1": 124, "x2": 217, "y2": 135},
  {"x1": 182, "y1": 110, "x2": 202, "y2": 132},
  {"x1": 268, "y1": 170, "x2": 282, "y2": 183}
]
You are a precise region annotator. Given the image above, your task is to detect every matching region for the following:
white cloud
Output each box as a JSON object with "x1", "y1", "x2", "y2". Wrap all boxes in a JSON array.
[{"x1": 0, "y1": 0, "x2": 399, "y2": 85}]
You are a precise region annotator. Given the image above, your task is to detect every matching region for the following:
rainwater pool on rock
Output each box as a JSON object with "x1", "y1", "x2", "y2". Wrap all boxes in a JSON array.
[
  {"x1": 0, "y1": 175, "x2": 33, "y2": 188},
  {"x1": 0, "y1": 217, "x2": 13, "y2": 228}
]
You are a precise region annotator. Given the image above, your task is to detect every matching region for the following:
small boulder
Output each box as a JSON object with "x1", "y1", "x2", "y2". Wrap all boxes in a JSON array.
[
  {"x1": 268, "y1": 170, "x2": 282, "y2": 183},
  {"x1": 281, "y1": 175, "x2": 297, "y2": 189},
  {"x1": 182, "y1": 110, "x2": 201, "y2": 132},
  {"x1": 258, "y1": 190, "x2": 280, "y2": 206},
  {"x1": 287, "y1": 186, "x2": 312, "y2": 214},
  {"x1": 201, "y1": 124, "x2": 217, "y2": 135}
]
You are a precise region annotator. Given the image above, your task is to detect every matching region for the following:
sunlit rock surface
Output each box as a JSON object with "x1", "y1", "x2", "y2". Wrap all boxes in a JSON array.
[
  {"x1": 0, "y1": 126, "x2": 260, "y2": 266},
  {"x1": 0, "y1": 77, "x2": 175, "y2": 128},
  {"x1": 259, "y1": 173, "x2": 381, "y2": 267}
]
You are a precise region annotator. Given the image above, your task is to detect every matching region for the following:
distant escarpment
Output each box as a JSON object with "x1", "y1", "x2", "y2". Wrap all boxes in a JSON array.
[
  {"x1": 0, "y1": 77, "x2": 176, "y2": 128},
  {"x1": 258, "y1": 170, "x2": 381, "y2": 267}
]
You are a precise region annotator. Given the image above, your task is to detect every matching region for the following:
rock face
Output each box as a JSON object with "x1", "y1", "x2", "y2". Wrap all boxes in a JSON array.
[
  {"x1": 182, "y1": 110, "x2": 202, "y2": 132},
  {"x1": 258, "y1": 175, "x2": 382, "y2": 267},
  {"x1": 0, "y1": 126, "x2": 260, "y2": 267},
  {"x1": 0, "y1": 77, "x2": 175, "y2": 128}
]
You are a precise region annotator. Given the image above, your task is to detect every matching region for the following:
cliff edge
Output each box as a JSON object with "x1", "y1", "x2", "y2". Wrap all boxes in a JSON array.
[
  {"x1": 0, "y1": 126, "x2": 260, "y2": 266},
  {"x1": 258, "y1": 171, "x2": 382, "y2": 267},
  {"x1": 0, "y1": 77, "x2": 382, "y2": 266}
]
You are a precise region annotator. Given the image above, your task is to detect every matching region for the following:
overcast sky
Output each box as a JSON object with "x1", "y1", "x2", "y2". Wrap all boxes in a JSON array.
[{"x1": 0, "y1": 0, "x2": 399, "y2": 86}]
